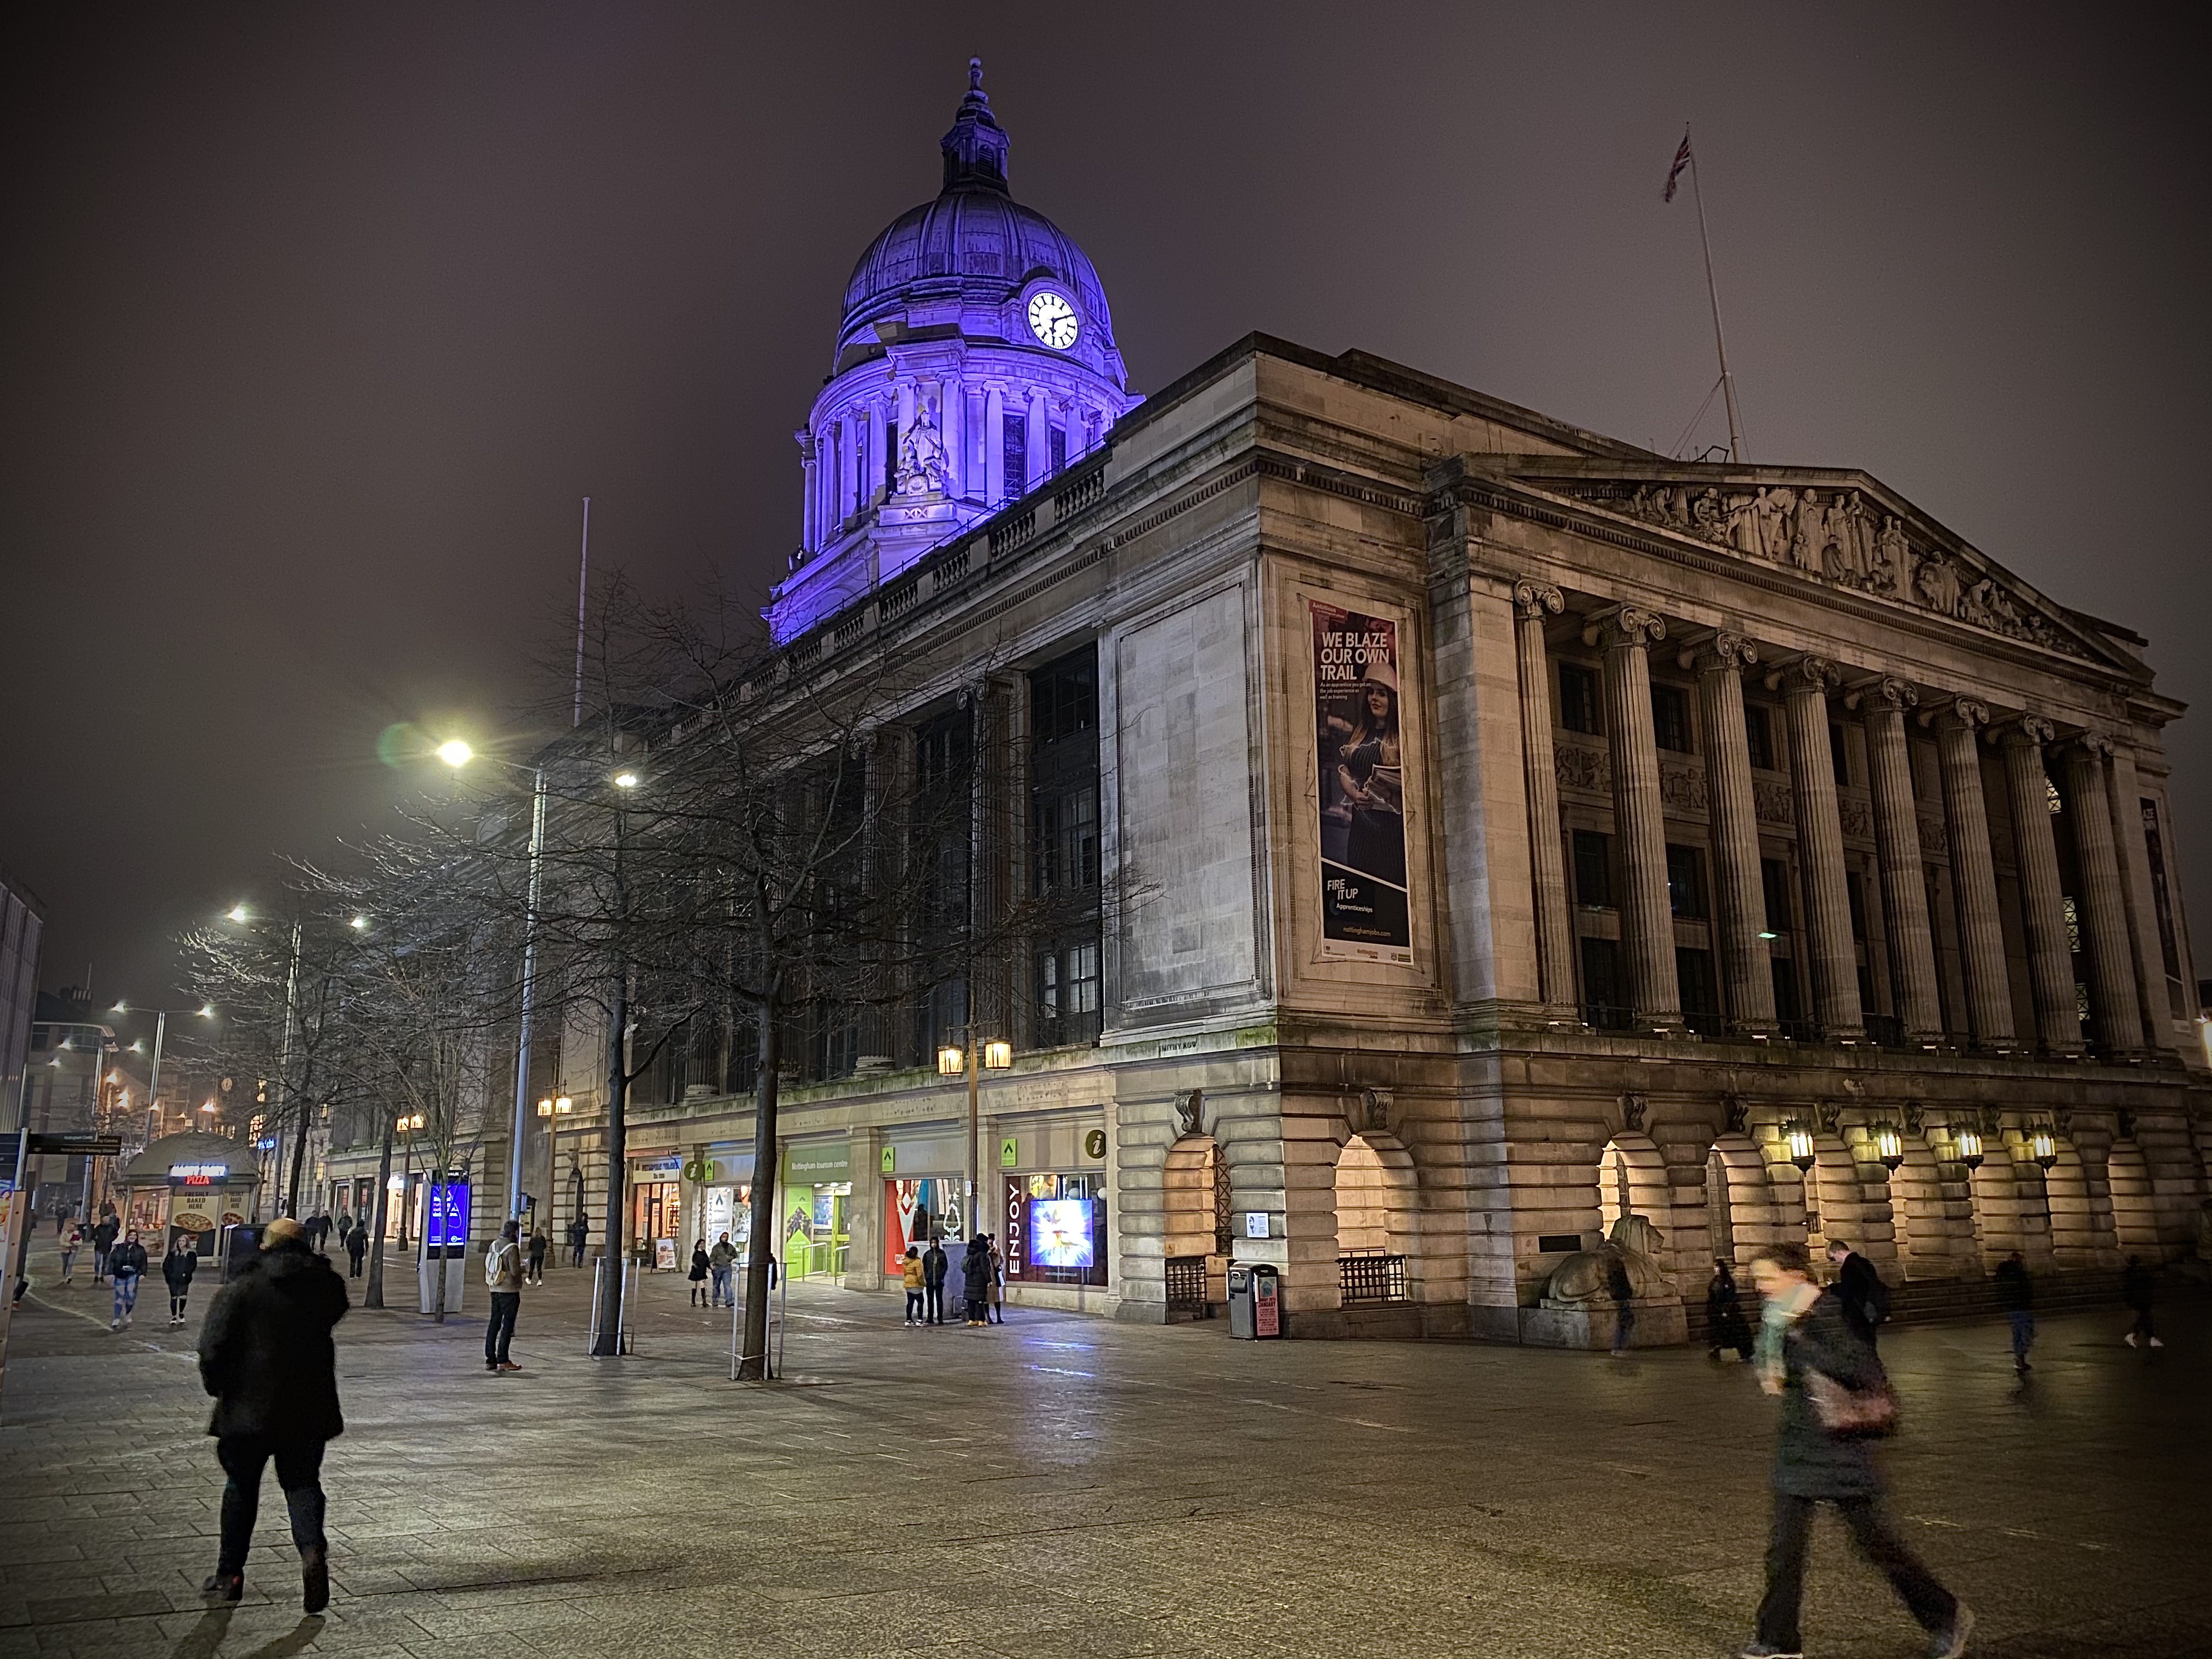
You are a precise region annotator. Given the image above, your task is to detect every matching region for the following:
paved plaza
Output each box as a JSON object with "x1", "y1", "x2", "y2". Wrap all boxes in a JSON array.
[{"x1": 2, "y1": 1241, "x2": 2207, "y2": 1659}]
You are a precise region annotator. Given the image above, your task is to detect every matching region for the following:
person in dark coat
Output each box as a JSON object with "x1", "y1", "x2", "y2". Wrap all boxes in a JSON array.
[
  {"x1": 1606, "y1": 1252, "x2": 1635, "y2": 1356},
  {"x1": 1825, "y1": 1240, "x2": 1889, "y2": 1350},
  {"x1": 922, "y1": 1235, "x2": 949, "y2": 1326},
  {"x1": 163, "y1": 1239, "x2": 200, "y2": 1325},
  {"x1": 526, "y1": 1229, "x2": 550, "y2": 1286},
  {"x1": 345, "y1": 1218, "x2": 368, "y2": 1278},
  {"x1": 1740, "y1": 1241, "x2": 1970, "y2": 1659},
  {"x1": 196, "y1": 1215, "x2": 348, "y2": 1613},
  {"x1": 961, "y1": 1233, "x2": 994, "y2": 1327},
  {"x1": 1995, "y1": 1249, "x2": 2034, "y2": 1374},
  {"x1": 2121, "y1": 1255, "x2": 2161, "y2": 1349},
  {"x1": 567, "y1": 1214, "x2": 589, "y2": 1268},
  {"x1": 108, "y1": 1231, "x2": 149, "y2": 1330},
  {"x1": 91, "y1": 1214, "x2": 120, "y2": 1283},
  {"x1": 687, "y1": 1239, "x2": 710, "y2": 1307},
  {"x1": 1707, "y1": 1259, "x2": 1754, "y2": 1362}
]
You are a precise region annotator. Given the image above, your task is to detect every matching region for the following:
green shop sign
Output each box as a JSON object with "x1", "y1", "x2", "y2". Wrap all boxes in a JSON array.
[{"x1": 783, "y1": 1142, "x2": 853, "y2": 1184}]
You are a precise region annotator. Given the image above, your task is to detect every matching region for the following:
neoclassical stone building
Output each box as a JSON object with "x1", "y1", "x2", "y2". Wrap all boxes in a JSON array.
[{"x1": 332, "y1": 65, "x2": 2212, "y2": 1341}]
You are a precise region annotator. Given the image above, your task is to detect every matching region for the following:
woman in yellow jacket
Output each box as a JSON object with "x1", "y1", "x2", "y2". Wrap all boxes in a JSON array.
[{"x1": 900, "y1": 1246, "x2": 925, "y2": 1325}]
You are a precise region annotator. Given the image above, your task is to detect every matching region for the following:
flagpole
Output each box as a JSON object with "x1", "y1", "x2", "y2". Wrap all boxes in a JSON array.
[{"x1": 1685, "y1": 140, "x2": 1745, "y2": 462}]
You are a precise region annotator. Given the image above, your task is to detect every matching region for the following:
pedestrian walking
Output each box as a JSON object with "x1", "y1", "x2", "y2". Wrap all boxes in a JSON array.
[
  {"x1": 922, "y1": 1235, "x2": 949, "y2": 1325},
  {"x1": 988, "y1": 1238, "x2": 1007, "y2": 1324},
  {"x1": 59, "y1": 1223, "x2": 82, "y2": 1285},
  {"x1": 109, "y1": 1230, "x2": 149, "y2": 1330},
  {"x1": 1707, "y1": 1259, "x2": 1754, "y2": 1362},
  {"x1": 2121, "y1": 1255, "x2": 2162, "y2": 1350},
  {"x1": 567, "y1": 1214, "x2": 588, "y2": 1268},
  {"x1": 962, "y1": 1232, "x2": 994, "y2": 1327},
  {"x1": 1995, "y1": 1249, "x2": 2035, "y2": 1374},
  {"x1": 1607, "y1": 1252, "x2": 1635, "y2": 1356},
  {"x1": 164, "y1": 1238, "x2": 200, "y2": 1325},
  {"x1": 1825, "y1": 1239, "x2": 1891, "y2": 1350},
  {"x1": 334, "y1": 1212, "x2": 353, "y2": 1256},
  {"x1": 345, "y1": 1220, "x2": 368, "y2": 1279},
  {"x1": 526, "y1": 1229, "x2": 549, "y2": 1285},
  {"x1": 708, "y1": 1232, "x2": 739, "y2": 1308},
  {"x1": 687, "y1": 1239, "x2": 710, "y2": 1307},
  {"x1": 901, "y1": 1245, "x2": 925, "y2": 1325},
  {"x1": 196, "y1": 1215, "x2": 347, "y2": 1612},
  {"x1": 91, "y1": 1214, "x2": 119, "y2": 1283},
  {"x1": 484, "y1": 1220, "x2": 524, "y2": 1372},
  {"x1": 1738, "y1": 1240, "x2": 1971, "y2": 1659}
]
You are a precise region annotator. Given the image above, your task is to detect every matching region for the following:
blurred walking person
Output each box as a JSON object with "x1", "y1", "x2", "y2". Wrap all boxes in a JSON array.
[
  {"x1": 1995, "y1": 1249, "x2": 2034, "y2": 1374},
  {"x1": 2122, "y1": 1255, "x2": 2162, "y2": 1350},
  {"x1": 1707, "y1": 1259, "x2": 1754, "y2": 1362},
  {"x1": 1738, "y1": 1241, "x2": 1971, "y2": 1659},
  {"x1": 109, "y1": 1229, "x2": 149, "y2": 1330},
  {"x1": 163, "y1": 1237, "x2": 200, "y2": 1325},
  {"x1": 196, "y1": 1216, "x2": 347, "y2": 1612},
  {"x1": 345, "y1": 1219, "x2": 368, "y2": 1279},
  {"x1": 1607, "y1": 1252, "x2": 1635, "y2": 1356}
]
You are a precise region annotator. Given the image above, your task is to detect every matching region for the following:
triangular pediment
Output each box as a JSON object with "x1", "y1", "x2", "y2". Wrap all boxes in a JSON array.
[{"x1": 1499, "y1": 459, "x2": 2130, "y2": 671}]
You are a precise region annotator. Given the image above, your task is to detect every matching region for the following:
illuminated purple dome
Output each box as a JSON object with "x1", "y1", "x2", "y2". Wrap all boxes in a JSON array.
[{"x1": 834, "y1": 61, "x2": 1127, "y2": 391}]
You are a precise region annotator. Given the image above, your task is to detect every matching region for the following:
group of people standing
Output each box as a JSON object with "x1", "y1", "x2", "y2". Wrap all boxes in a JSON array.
[
  {"x1": 900, "y1": 1233, "x2": 1004, "y2": 1327},
  {"x1": 686, "y1": 1233, "x2": 741, "y2": 1307}
]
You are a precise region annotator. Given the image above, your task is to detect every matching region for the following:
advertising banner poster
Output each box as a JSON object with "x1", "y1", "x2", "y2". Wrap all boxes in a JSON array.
[{"x1": 1311, "y1": 599, "x2": 1412, "y2": 962}]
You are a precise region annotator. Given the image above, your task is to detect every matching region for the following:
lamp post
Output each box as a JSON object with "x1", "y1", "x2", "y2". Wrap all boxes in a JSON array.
[
  {"x1": 110, "y1": 1002, "x2": 215, "y2": 1139},
  {"x1": 1873, "y1": 1125, "x2": 1905, "y2": 1173},
  {"x1": 1785, "y1": 1122, "x2": 1819, "y2": 1240},
  {"x1": 441, "y1": 740, "x2": 550, "y2": 1228},
  {"x1": 535, "y1": 1093, "x2": 573, "y2": 1246},
  {"x1": 2029, "y1": 1128, "x2": 2058, "y2": 1171},
  {"x1": 394, "y1": 1111, "x2": 425, "y2": 1250},
  {"x1": 939, "y1": 1030, "x2": 1012, "y2": 1243}
]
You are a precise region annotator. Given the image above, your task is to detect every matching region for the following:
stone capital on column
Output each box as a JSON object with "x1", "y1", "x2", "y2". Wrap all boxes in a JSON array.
[
  {"x1": 1929, "y1": 697, "x2": 1989, "y2": 735},
  {"x1": 2000, "y1": 714, "x2": 2057, "y2": 751},
  {"x1": 1677, "y1": 629, "x2": 1758, "y2": 673},
  {"x1": 1511, "y1": 579, "x2": 1564, "y2": 622},
  {"x1": 1582, "y1": 605, "x2": 1667, "y2": 651},
  {"x1": 1849, "y1": 675, "x2": 1918, "y2": 714}
]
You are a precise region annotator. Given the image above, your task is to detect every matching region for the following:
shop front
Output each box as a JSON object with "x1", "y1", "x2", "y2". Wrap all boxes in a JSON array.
[
  {"x1": 630, "y1": 1154, "x2": 682, "y2": 1268},
  {"x1": 997, "y1": 1115, "x2": 1111, "y2": 1296},
  {"x1": 114, "y1": 1133, "x2": 261, "y2": 1255},
  {"x1": 692, "y1": 1146, "x2": 755, "y2": 1256},
  {"x1": 780, "y1": 1141, "x2": 852, "y2": 1280},
  {"x1": 878, "y1": 1127, "x2": 970, "y2": 1273}
]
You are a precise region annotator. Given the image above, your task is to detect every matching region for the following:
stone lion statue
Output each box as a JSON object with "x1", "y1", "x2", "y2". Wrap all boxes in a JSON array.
[{"x1": 1542, "y1": 1214, "x2": 1669, "y2": 1304}]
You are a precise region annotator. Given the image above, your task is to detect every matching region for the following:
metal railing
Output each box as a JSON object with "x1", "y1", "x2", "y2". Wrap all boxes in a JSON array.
[
  {"x1": 728, "y1": 1259, "x2": 787, "y2": 1381},
  {"x1": 1338, "y1": 1251, "x2": 1408, "y2": 1305},
  {"x1": 1165, "y1": 1254, "x2": 1211, "y2": 1317},
  {"x1": 587, "y1": 1257, "x2": 637, "y2": 1356}
]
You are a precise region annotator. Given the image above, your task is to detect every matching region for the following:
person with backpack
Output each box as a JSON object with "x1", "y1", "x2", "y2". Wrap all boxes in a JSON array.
[
  {"x1": 1825, "y1": 1240, "x2": 1890, "y2": 1350},
  {"x1": 196, "y1": 1215, "x2": 348, "y2": 1612},
  {"x1": 109, "y1": 1229, "x2": 149, "y2": 1330},
  {"x1": 483, "y1": 1221, "x2": 524, "y2": 1373},
  {"x1": 1738, "y1": 1241, "x2": 1970, "y2": 1659},
  {"x1": 163, "y1": 1237, "x2": 200, "y2": 1325}
]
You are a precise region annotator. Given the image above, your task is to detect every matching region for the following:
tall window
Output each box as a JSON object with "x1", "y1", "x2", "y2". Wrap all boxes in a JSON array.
[
  {"x1": 1002, "y1": 412, "x2": 1028, "y2": 495},
  {"x1": 1049, "y1": 423, "x2": 1067, "y2": 476},
  {"x1": 1677, "y1": 947, "x2": 1719, "y2": 1031},
  {"x1": 1745, "y1": 704, "x2": 1776, "y2": 771},
  {"x1": 1760, "y1": 857, "x2": 1792, "y2": 936},
  {"x1": 1579, "y1": 936, "x2": 1627, "y2": 1029},
  {"x1": 1651, "y1": 684, "x2": 1693, "y2": 754},
  {"x1": 1829, "y1": 721, "x2": 1851, "y2": 788},
  {"x1": 1666, "y1": 844, "x2": 1707, "y2": 919},
  {"x1": 1559, "y1": 664, "x2": 1601, "y2": 736},
  {"x1": 882, "y1": 420, "x2": 899, "y2": 499},
  {"x1": 1030, "y1": 646, "x2": 1102, "y2": 1047},
  {"x1": 1572, "y1": 830, "x2": 1613, "y2": 909}
]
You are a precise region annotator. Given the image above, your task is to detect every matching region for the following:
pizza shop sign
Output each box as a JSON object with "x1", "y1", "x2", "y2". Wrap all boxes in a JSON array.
[{"x1": 166, "y1": 1163, "x2": 233, "y2": 1188}]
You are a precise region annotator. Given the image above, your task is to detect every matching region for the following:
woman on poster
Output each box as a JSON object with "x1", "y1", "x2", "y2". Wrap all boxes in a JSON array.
[{"x1": 1333, "y1": 661, "x2": 1405, "y2": 888}]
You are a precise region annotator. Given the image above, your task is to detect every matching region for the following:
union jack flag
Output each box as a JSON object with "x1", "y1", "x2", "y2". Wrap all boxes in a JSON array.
[{"x1": 1663, "y1": 129, "x2": 1692, "y2": 202}]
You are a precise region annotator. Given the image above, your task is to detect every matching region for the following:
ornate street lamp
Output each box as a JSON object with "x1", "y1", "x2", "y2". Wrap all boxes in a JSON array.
[
  {"x1": 1873, "y1": 1126, "x2": 1904, "y2": 1172},
  {"x1": 1953, "y1": 1127, "x2": 1984, "y2": 1171},
  {"x1": 2030, "y1": 1128, "x2": 2058, "y2": 1170},
  {"x1": 1784, "y1": 1124, "x2": 1817, "y2": 1172}
]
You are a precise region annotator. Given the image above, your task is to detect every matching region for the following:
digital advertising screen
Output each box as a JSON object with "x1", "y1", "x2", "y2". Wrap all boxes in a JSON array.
[{"x1": 1026, "y1": 1198, "x2": 1095, "y2": 1269}]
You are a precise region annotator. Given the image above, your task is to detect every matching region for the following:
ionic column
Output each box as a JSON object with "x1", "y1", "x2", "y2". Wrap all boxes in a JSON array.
[
  {"x1": 1026, "y1": 389, "x2": 1049, "y2": 490},
  {"x1": 1861, "y1": 678, "x2": 1943, "y2": 1043},
  {"x1": 1512, "y1": 580, "x2": 1576, "y2": 1014},
  {"x1": 941, "y1": 377, "x2": 963, "y2": 497},
  {"x1": 1934, "y1": 699, "x2": 2014, "y2": 1047},
  {"x1": 2107, "y1": 746, "x2": 2177, "y2": 1052},
  {"x1": 1692, "y1": 632, "x2": 1776, "y2": 1033},
  {"x1": 2052, "y1": 737, "x2": 2143, "y2": 1057},
  {"x1": 2000, "y1": 717, "x2": 2083, "y2": 1055},
  {"x1": 1781, "y1": 658, "x2": 1862, "y2": 1039},
  {"x1": 865, "y1": 402, "x2": 885, "y2": 505},
  {"x1": 798, "y1": 432, "x2": 819, "y2": 551},
  {"x1": 985, "y1": 385, "x2": 1005, "y2": 503},
  {"x1": 1591, "y1": 606, "x2": 1681, "y2": 1030}
]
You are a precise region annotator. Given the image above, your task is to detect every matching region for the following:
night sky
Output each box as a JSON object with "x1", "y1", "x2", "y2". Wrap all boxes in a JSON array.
[{"x1": 6, "y1": 5, "x2": 2209, "y2": 1006}]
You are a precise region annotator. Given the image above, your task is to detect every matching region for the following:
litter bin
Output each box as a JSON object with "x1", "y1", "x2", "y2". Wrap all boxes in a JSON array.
[{"x1": 1227, "y1": 1262, "x2": 1283, "y2": 1339}]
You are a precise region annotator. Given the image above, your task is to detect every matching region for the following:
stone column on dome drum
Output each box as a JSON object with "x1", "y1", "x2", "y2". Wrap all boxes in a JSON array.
[
  {"x1": 1693, "y1": 633, "x2": 1777, "y2": 1034},
  {"x1": 2001, "y1": 716, "x2": 2084, "y2": 1055},
  {"x1": 985, "y1": 385, "x2": 1005, "y2": 504},
  {"x1": 842, "y1": 414, "x2": 861, "y2": 521},
  {"x1": 1511, "y1": 580, "x2": 1576, "y2": 1015},
  {"x1": 1026, "y1": 388, "x2": 1049, "y2": 490},
  {"x1": 941, "y1": 377, "x2": 963, "y2": 498},
  {"x1": 1592, "y1": 606, "x2": 1682, "y2": 1030},
  {"x1": 1862, "y1": 677, "x2": 1943, "y2": 1043},
  {"x1": 2056, "y1": 736, "x2": 2144, "y2": 1056},
  {"x1": 1934, "y1": 699, "x2": 2015, "y2": 1047},
  {"x1": 2107, "y1": 745, "x2": 2177, "y2": 1052},
  {"x1": 1781, "y1": 657, "x2": 1863, "y2": 1039},
  {"x1": 798, "y1": 432, "x2": 819, "y2": 551},
  {"x1": 866, "y1": 402, "x2": 886, "y2": 506}
]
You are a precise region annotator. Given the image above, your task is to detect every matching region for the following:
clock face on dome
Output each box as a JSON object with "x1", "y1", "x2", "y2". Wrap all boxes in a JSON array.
[{"x1": 1027, "y1": 290, "x2": 1079, "y2": 350}]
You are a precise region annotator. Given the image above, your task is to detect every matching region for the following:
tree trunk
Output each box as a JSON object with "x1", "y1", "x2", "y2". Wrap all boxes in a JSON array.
[
  {"x1": 737, "y1": 996, "x2": 781, "y2": 1381},
  {"x1": 364, "y1": 1111, "x2": 394, "y2": 1311},
  {"x1": 285, "y1": 1080, "x2": 313, "y2": 1217},
  {"x1": 590, "y1": 978, "x2": 631, "y2": 1356}
]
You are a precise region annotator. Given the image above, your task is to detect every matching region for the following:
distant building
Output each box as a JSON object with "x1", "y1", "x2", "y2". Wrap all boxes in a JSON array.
[
  {"x1": 24, "y1": 989, "x2": 115, "y2": 1218},
  {"x1": 0, "y1": 865, "x2": 41, "y2": 1139}
]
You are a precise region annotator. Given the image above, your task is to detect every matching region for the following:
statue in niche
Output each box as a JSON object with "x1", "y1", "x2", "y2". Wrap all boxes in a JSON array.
[
  {"x1": 1543, "y1": 1214, "x2": 1670, "y2": 1304},
  {"x1": 1789, "y1": 489, "x2": 1824, "y2": 572},
  {"x1": 895, "y1": 400, "x2": 947, "y2": 496}
]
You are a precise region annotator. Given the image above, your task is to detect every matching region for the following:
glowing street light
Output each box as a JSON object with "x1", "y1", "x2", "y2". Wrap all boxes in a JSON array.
[
  {"x1": 350, "y1": 915, "x2": 369, "y2": 931},
  {"x1": 2030, "y1": 1128, "x2": 2058, "y2": 1170},
  {"x1": 1873, "y1": 1125, "x2": 1904, "y2": 1172},
  {"x1": 613, "y1": 770, "x2": 640, "y2": 789},
  {"x1": 437, "y1": 739, "x2": 474, "y2": 768},
  {"x1": 1953, "y1": 1127, "x2": 1985, "y2": 1171},
  {"x1": 227, "y1": 904, "x2": 250, "y2": 923}
]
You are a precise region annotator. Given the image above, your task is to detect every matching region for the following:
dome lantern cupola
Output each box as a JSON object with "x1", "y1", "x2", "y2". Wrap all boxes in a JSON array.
[{"x1": 940, "y1": 58, "x2": 1009, "y2": 195}]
